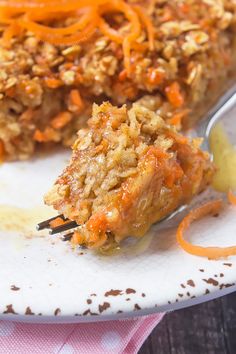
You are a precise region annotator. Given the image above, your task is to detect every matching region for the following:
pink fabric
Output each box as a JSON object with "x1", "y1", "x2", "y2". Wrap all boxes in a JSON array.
[{"x1": 0, "y1": 314, "x2": 164, "y2": 354}]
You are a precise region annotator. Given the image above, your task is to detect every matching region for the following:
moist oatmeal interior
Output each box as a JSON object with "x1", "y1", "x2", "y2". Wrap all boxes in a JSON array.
[
  {"x1": 45, "y1": 102, "x2": 214, "y2": 249},
  {"x1": 1, "y1": 0, "x2": 236, "y2": 160}
]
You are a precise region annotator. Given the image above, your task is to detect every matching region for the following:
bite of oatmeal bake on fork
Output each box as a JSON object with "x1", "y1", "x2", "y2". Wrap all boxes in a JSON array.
[{"x1": 45, "y1": 102, "x2": 214, "y2": 249}]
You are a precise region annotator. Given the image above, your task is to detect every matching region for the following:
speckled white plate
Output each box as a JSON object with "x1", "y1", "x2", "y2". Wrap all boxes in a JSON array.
[{"x1": 0, "y1": 110, "x2": 235, "y2": 323}]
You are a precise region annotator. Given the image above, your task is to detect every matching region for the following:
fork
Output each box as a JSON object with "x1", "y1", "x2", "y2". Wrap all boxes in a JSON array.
[{"x1": 36, "y1": 85, "x2": 236, "y2": 241}]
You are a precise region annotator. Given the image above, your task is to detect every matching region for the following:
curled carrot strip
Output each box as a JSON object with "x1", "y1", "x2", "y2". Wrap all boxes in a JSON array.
[
  {"x1": 0, "y1": 0, "x2": 106, "y2": 13},
  {"x1": 99, "y1": 17, "x2": 123, "y2": 44},
  {"x1": 0, "y1": 0, "x2": 155, "y2": 76},
  {"x1": 132, "y1": 5, "x2": 155, "y2": 50},
  {"x1": 228, "y1": 190, "x2": 236, "y2": 205},
  {"x1": 177, "y1": 200, "x2": 236, "y2": 259},
  {"x1": 21, "y1": 8, "x2": 95, "y2": 36}
]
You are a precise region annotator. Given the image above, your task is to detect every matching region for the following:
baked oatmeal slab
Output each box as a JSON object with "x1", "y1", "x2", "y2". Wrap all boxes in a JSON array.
[{"x1": 0, "y1": 0, "x2": 236, "y2": 160}]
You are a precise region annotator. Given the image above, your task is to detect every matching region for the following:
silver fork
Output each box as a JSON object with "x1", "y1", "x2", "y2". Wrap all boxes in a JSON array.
[{"x1": 36, "y1": 86, "x2": 236, "y2": 240}]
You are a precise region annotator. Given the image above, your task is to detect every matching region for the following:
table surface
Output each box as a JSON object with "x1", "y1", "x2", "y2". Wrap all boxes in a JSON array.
[{"x1": 139, "y1": 292, "x2": 236, "y2": 354}]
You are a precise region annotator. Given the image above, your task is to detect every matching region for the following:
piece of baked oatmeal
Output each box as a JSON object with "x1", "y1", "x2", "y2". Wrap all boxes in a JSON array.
[{"x1": 45, "y1": 102, "x2": 214, "y2": 248}]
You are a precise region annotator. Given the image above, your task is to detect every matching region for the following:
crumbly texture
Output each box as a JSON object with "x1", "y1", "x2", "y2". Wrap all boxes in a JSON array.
[
  {"x1": 1, "y1": 0, "x2": 236, "y2": 160},
  {"x1": 45, "y1": 102, "x2": 214, "y2": 249}
]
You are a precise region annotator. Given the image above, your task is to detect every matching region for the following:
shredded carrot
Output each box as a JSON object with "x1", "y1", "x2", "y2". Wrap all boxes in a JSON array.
[
  {"x1": 87, "y1": 213, "x2": 107, "y2": 234},
  {"x1": 33, "y1": 127, "x2": 57, "y2": 142},
  {"x1": 44, "y1": 77, "x2": 62, "y2": 89},
  {"x1": 178, "y1": 3, "x2": 190, "y2": 14},
  {"x1": 2, "y1": 21, "x2": 20, "y2": 47},
  {"x1": 133, "y1": 5, "x2": 155, "y2": 50},
  {"x1": 0, "y1": 0, "x2": 155, "y2": 76},
  {"x1": 147, "y1": 68, "x2": 165, "y2": 85},
  {"x1": 72, "y1": 231, "x2": 86, "y2": 245},
  {"x1": 99, "y1": 17, "x2": 122, "y2": 44},
  {"x1": 167, "y1": 109, "x2": 190, "y2": 127},
  {"x1": 146, "y1": 146, "x2": 169, "y2": 160},
  {"x1": 50, "y1": 111, "x2": 72, "y2": 130},
  {"x1": 69, "y1": 89, "x2": 84, "y2": 112},
  {"x1": 177, "y1": 200, "x2": 236, "y2": 259},
  {"x1": 49, "y1": 217, "x2": 65, "y2": 228},
  {"x1": 118, "y1": 69, "x2": 127, "y2": 82},
  {"x1": 167, "y1": 130, "x2": 188, "y2": 145},
  {"x1": 165, "y1": 82, "x2": 184, "y2": 108},
  {"x1": 228, "y1": 190, "x2": 236, "y2": 205},
  {"x1": 160, "y1": 7, "x2": 173, "y2": 23}
]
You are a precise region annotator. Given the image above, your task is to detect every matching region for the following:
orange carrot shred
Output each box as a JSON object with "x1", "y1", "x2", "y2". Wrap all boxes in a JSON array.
[
  {"x1": 167, "y1": 109, "x2": 190, "y2": 127},
  {"x1": 49, "y1": 217, "x2": 65, "y2": 228},
  {"x1": 50, "y1": 111, "x2": 72, "y2": 130},
  {"x1": 33, "y1": 127, "x2": 57, "y2": 142},
  {"x1": 118, "y1": 69, "x2": 127, "y2": 82},
  {"x1": 147, "y1": 68, "x2": 165, "y2": 85},
  {"x1": 228, "y1": 190, "x2": 236, "y2": 205},
  {"x1": 44, "y1": 77, "x2": 62, "y2": 89},
  {"x1": 177, "y1": 200, "x2": 236, "y2": 259},
  {"x1": 165, "y1": 82, "x2": 184, "y2": 108},
  {"x1": 133, "y1": 5, "x2": 155, "y2": 51},
  {"x1": 69, "y1": 89, "x2": 84, "y2": 112}
]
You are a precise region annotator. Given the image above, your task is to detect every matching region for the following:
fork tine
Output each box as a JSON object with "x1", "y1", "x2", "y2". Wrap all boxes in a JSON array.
[
  {"x1": 62, "y1": 232, "x2": 74, "y2": 242},
  {"x1": 37, "y1": 214, "x2": 68, "y2": 231},
  {"x1": 49, "y1": 220, "x2": 78, "y2": 235}
]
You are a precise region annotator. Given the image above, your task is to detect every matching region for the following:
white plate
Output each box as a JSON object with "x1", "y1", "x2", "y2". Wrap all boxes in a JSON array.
[{"x1": 0, "y1": 148, "x2": 235, "y2": 324}]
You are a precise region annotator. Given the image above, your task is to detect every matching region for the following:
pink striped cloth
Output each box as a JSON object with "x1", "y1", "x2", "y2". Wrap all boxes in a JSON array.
[{"x1": 0, "y1": 314, "x2": 164, "y2": 354}]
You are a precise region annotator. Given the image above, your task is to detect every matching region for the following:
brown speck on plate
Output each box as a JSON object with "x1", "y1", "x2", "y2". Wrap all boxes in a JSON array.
[
  {"x1": 11, "y1": 285, "x2": 20, "y2": 291},
  {"x1": 25, "y1": 306, "x2": 35, "y2": 315},
  {"x1": 203, "y1": 278, "x2": 219, "y2": 286},
  {"x1": 105, "y1": 289, "x2": 122, "y2": 297},
  {"x1": 99, "y1": 302, "x2": 110, "y2": 313},
  {"x1": 187, "y1": 280, "x2": 195, "y2": 287},
  {"x1": 83, "y1": 309, "x2": 98, "y2": 316},
  {"x1": 134, "y1": 304, "x2": 141, "y2": 311},
  {"x1": 3, "y1": 304, "x2": 17, "y2": 315},
  {"x1": 220, "y1": 282, "x2": 235, "y2": 289},
  {"x1": 125, "y1": 288, "x2": 136, "y2": 294},
  {"x1": 87, "y1": 299, "x2": 92, "y2": 304},
  {"x1": 54, "y1": 308, "x2": 61, "y2": 316}
]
